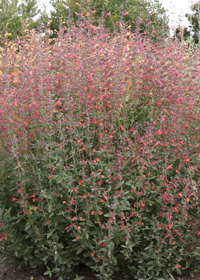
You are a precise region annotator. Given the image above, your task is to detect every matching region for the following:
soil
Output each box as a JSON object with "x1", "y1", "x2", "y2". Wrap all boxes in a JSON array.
[{"x1": 0, "y1": 257, "x2": 200, "y2": 280}]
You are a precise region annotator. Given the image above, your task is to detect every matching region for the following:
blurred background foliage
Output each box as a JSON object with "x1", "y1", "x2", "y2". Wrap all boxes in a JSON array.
[{"x1": 0, "y1": 0, "x2": 170, "y2": 42}]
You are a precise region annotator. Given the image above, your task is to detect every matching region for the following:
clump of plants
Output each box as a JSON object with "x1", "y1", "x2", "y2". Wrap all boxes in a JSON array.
[{"x1": 0, "y1": 8, "x2": 200, "y2": 280}]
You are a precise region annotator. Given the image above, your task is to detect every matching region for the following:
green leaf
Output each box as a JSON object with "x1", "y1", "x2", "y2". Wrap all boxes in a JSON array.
[
  {"x1": 47, "y1": 232, "x2": 52, "y2": 239},
  {"x1": 57, "y1": 243, "x2": 64, "y2": 248},
  {"x1": 126, "y1": 180, "x2": 133, "y2": 185},
  {"x1": 43, "y1": 270, "x2": 52, "y2": 277},
  {"x1": 76, "y1": 248, "x2": 83, "y2": 255}
]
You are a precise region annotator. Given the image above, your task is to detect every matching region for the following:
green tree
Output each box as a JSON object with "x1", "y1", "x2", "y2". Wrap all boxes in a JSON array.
[
  {"x1": 185, "y1": 1, "x2": 200, "y2": 44},
  {"x1": 0, "y1": 0, "x2": 48, "y2": 41},
  {"x1": 49, "y1": 0, "x2": 169, "y2": 41},
  {"x1": 172, "y1": 2, "x2": 200, "y2": 53},
  {"x1": 49, "y1": 0, "x2": 70, "y2": 37},
  {"x1": 173, "y1": 2, "x2": 200, "y2": 44}
]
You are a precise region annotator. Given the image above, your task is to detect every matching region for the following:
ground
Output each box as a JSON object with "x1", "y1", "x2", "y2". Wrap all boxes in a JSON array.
[{"x1": 0, "y1": 258, "x2": 200, "y2": 280}]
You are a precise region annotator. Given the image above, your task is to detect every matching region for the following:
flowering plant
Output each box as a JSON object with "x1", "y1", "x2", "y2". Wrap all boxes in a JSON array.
[{"x1": 0, "y1": 10, "x2": 200, "y2": 280}]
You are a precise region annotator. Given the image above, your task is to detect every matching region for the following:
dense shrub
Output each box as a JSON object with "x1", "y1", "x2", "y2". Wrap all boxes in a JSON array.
[{"x1": 0, "y1": 12, "x2": 200, "y2": 280}]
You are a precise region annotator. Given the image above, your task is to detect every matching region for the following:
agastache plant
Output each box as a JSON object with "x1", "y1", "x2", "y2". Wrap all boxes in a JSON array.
[{"x1": 0, "y1": 5, "x2": 200, "y2": 280}]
